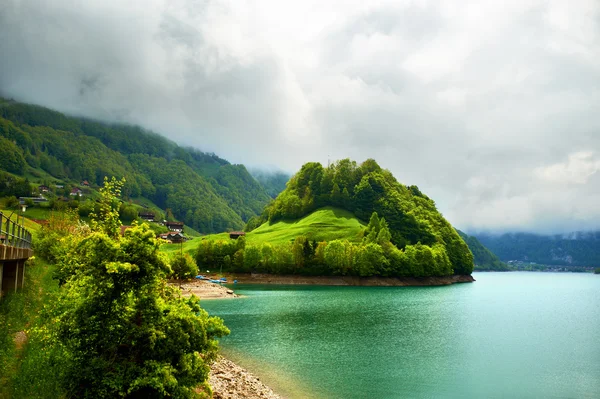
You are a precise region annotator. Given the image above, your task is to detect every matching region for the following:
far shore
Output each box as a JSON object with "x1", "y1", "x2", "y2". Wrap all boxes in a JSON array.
[{"x1": 224, "y1": 273, "x2": 475, "y2": 286}]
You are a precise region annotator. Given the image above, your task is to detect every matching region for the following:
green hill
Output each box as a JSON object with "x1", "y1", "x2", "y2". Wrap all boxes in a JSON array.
[
  {"x1": 0, "y1": 99, "x2": 272, "y2": 233},
  {"x1": 457, "y1": 230, "x2": 510, "y2": 271},
  {"x1": 196, "y1": 159, "x2": 474, "y2": 277}
]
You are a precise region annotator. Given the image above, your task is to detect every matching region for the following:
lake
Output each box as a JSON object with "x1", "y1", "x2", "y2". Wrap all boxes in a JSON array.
[{"x1": 201, "y1": 272, "x2": 600, "y2": 398}]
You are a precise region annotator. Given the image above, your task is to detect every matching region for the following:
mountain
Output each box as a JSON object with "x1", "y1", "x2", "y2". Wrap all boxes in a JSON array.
[
  {"x1": 0, "y1": 98, "x2": 271, "y2": 232},
  {"x1": 474, "y1": 231, "x2": 600, "y2": 267},
  {"x1": 249, "y1": 169, "x2": 290, "y2": 198},
  {"x1": 457, "y1": 230, "x2": 510, "y2": 271},
  {"x1": 245, "y1": 159, "x2": 474, "y2": 275}
]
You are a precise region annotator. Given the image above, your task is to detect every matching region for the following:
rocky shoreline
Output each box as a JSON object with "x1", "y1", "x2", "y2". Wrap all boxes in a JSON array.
[{"x1": 209, "y1": 356, "x2": 282, "y2": 399}]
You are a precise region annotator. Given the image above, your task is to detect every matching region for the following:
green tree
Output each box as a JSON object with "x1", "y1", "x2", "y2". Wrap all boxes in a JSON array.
[
  {"x1": 36, "y1": 178, "x2": 229, "y2": 398},
  {"x1": 89, "y1": 176, "x2": 125, "y2": 239},
  {"x1": 170, "y1": 252, "x2": 199, "y2": 280}
]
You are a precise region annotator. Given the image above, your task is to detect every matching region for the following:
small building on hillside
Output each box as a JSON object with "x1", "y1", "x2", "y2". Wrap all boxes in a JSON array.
[
  {"x1": 158, "y1": 231, "x2": 185, "y2": 244},
  {"x1": 165, "y1": 221, "x2": 184, "y2": 232},
  {"x1": 19, "y1": 195, "x2": 48, "y2": 205},
  {"x1": 138, "y1": 212, "x2": 155, "y2": 222},
  {"x1": 38, "y1": 185, "x2": 50, "y2": 193},
  {"x1": 229, "y1": 231, "x2": 246, "y2": 239},
  {"x1": 70, "y1": 187, "x2": 83, "y2": 197},
  {"x1": 81, "y1": 180, "x2": 90, "y2": 187}
]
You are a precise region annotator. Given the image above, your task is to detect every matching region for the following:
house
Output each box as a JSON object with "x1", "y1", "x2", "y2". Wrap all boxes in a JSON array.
[
  {"x1": 70, "y1": 188, "x2": 83, "y2": 197},
  {"x1": 81, "y1": 180, "x2": 90, "y2": 187},
  {"x1": 54, "y1": 184, "x2": 64, "y2": 189},
  {"x1": 229, "y1": 231, "x2": 246, "y2": 239},
  {"x1": 138, "y1": 212, "x2": 155, "y2": 222},
  {"x1": 38, "y1": 185, "x2": 50, "y2": 193},
  {"x1": 165, "y1": 221, "x2": 184, "y2": 232},
  {"x1": 158, "y1": 231, "x2": 185, "y2": 244}
]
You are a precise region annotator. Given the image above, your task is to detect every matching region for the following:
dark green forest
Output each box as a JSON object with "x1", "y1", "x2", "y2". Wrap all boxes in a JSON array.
[
  {"x1": 240, "y1": 159, "x2": 474, "y2": 276},
  {"x1": 457, "y1": 230, "x2": 510, "y2": 271},
  {"x1": 475, "y1": 231, "x2": 600, "y2": 267},
  {"x1": 0, "y1": 98, "x2": 272, "y2": 232}
]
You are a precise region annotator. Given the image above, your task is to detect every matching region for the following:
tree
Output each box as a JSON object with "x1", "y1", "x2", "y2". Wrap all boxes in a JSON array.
[
  {"x1": 89, "y1": 176, "x2": 125, "y2": 239},
  {"x1": 170, "y1": 252, "x2": 199, "y2": 280},
  {"x1": 40, "y1": 179, "x2": 229, "y2": 398}
]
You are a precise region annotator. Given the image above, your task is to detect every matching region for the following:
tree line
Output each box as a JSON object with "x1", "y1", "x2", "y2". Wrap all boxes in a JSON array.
[{"x1": 199, "y1": 212, "x2": 455, "y2": 278}]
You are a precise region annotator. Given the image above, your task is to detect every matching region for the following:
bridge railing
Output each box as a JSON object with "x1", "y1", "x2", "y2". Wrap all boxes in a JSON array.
[{"x1": 0, "y1": 211, "x2": 33, "y2": 250}]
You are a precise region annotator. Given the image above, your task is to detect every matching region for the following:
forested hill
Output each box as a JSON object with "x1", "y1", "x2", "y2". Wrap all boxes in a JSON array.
[
  {"x1": 0, "y1": 98, "x2": 271, "y2": 232},
  {"x1": 474, "y1": 231, "x2": 600, "y2": 267},
  {"x1": 247, "y1": 159, "x2": 474, "y2": 275},
  {"x1": 457, "y1": 230, "x2": 510, "y2": 271}
]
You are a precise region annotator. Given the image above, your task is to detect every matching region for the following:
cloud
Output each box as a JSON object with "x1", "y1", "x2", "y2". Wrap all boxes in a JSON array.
[
  {"x1": 535, "y1": 151, "x2": 600, "y2": 184},
  {"x1": 1, "y1": 0, "x2": 599, "y2": 233}
]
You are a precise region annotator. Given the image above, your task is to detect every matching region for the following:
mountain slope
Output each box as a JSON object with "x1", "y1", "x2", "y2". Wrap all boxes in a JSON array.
[
  {"x1": 0, "y1": 99, "x2": 271, "y2": 232},
  {"x1": 457, "y1": 230, "x2": 510, "y2": 271}
]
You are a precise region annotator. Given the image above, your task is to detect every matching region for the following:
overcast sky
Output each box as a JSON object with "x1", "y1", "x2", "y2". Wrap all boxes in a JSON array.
[{"x1": 1, "y1": 0, "x2": 599, "y2": 234}]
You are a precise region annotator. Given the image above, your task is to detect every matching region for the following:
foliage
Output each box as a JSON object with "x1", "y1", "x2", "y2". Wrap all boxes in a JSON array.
[
  {"x1": 0, "y1": 258, "x2": 64, "y2": 398},
  {"x1": 32, "y1": 178, "x2": 230, "y2": 398},
  {"x1": 456, "y1": 230, "x2": 510, "y2": 271},
  {"x1": 0, "y1": 136, "x2": 26, "y2": 174},
  {"x1": 595, "y1": 268, "x2": 600, "y2": 274},
  {"x1": 248, "y1": 159, "x2": 473, "y2": 275},
  {"x1": 0, "y1": 171, "x2": 31, "y2": 198},
  {"x1": 89, "y1": 176, "x2": 125, "y2": 238},
  {"x1": 170, "y1": 253, "x2": 199, "y2": 280},
  {"x1": 197, "y1": 224, "x2": 454, "y2": 278}
]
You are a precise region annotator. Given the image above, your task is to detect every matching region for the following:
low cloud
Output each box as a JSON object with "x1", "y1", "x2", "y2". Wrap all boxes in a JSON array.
[{"x1": 1, "y1": 0, "x2": 599, "y2": 233}]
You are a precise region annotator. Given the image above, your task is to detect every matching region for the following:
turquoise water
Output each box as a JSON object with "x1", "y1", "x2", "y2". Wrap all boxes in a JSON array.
[{"x1": 202, "y1": 273, "x2": 600, "y2": 398}]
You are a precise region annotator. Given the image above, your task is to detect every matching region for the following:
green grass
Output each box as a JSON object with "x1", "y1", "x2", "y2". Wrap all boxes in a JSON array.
[
  {"x1": 186, "y1": 207, "x2": 366, "y2": 251},
  {"x1": 247, "y1": 207, "x2": 365, "y2": 244},
  {"x1": 160, "y1": 237, "x2": 201, "y2": 257},
  {"x1": 1, "y1": 209, "x2": 43, "y2": 233},
  {"x1": 0, "y1": 259, "x2": 63, "y2": 398}
]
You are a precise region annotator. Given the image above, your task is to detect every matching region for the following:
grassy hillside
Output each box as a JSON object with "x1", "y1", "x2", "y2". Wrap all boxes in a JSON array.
[{"x1": 248, "y1": 207, "x2": 365, "y2": 244}]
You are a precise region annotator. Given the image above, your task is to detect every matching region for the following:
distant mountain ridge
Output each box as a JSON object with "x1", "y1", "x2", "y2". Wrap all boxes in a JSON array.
[
  {"x1": 474, "y1": 231, "x2": 600, "y2": 267},
  {"x1": 0, "y1": 98, "x2": 272, "y2": 232}
]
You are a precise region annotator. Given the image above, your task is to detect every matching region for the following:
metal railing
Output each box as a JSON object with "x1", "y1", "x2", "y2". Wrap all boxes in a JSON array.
[{"x1": 0, "y1": 211, "x2": 33, "y2": 250}]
